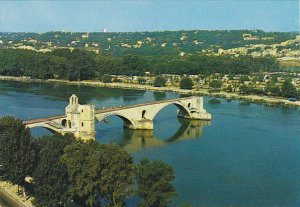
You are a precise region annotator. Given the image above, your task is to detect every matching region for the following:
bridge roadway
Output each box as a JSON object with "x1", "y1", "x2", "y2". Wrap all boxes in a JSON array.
[{"x1": 23, "y1": 96, "x2": 200, "y2": 125}]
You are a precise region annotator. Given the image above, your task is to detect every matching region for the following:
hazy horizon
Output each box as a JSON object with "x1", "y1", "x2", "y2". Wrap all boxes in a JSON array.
[
  {"x1": 0, "y1": 29, "x2": 298, "y2": 34},
  {"x1": 0, "y1": 0, "x2": 299, "y2": 33}
]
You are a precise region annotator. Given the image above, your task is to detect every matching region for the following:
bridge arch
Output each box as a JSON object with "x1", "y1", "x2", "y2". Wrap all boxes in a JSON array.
[
  {"x1": 151, "y1": 101, "x2": 191, "y2": 120},
  {"x1": 27, "y1": 123, "x2": 62, "y2": 135},
  {"x1": 95, "y1": 113, "x2": 135, "y2": 128}
]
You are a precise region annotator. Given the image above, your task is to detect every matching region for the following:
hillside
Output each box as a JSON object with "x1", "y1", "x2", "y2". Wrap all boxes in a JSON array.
[{"x1": 0, "y1": 30, "x2": 298, "y2": 57}]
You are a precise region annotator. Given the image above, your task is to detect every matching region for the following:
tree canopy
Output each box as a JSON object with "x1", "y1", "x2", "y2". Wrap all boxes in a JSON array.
[
  {"x1": 0, "y1": 49, "x2": 279, "y2": 81},
  {"x1": 32, "y1": 134, "x2": 75, "y2": 207},
  {"x1": 0, "y1": 116, "x2": 180, "y2": 207},
  {"x1": 154, "y1": 76, "x2": 167, "y2": 87},
  {"x1": 135, "y1": 158, "x2": 177, "y2": 207},
  {"x1": 180, "y1": 77, "x2": 193, "y2": 89},
  {"x1": 0, "y1": 117, "x2": 36, "y2": 188},
  {"x1": 61, "y1": 141, "x2": 134, "y2": 207},
  {"x1": 281, "y1": 79, "x2": 298, "y2": 98}
]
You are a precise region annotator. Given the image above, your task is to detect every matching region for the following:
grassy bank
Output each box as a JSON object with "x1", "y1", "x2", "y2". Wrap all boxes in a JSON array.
[{"x1": 1, "y1": 75, "x2": 300, "y2": 107}]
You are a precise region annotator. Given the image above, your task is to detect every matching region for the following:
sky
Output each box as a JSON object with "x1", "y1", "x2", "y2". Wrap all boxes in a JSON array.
[{"x1": 0, "y1": 0, "x2": 299, "y2": 33}]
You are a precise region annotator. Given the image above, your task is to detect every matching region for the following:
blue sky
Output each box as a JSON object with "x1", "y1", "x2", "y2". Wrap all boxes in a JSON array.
[{"x1": 0, "y1": 0, "x2": 298, "y2": 32}]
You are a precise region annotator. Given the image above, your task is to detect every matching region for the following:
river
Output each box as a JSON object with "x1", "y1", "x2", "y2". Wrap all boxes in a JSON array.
[{"x1": 1, "y1": 80, "x2": 300, "y2": 207}]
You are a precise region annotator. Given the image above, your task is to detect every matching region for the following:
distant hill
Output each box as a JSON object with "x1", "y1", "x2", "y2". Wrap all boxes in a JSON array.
[{"x1": 0, "y1": 30, "x2": 297, "y2": 56}]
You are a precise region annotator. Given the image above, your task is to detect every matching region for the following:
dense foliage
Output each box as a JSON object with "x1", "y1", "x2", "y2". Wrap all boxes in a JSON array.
[
  {"x1": 209, "y1": 80, "x2": 222, "y2": 89},
  {"x1": 0, "y1": 116, "x2": 178, "y2": 207},
  {"x1": 0, "y1": 117, "x2": 36, "y2": 189},
  {"x1": 33, "y1": 134, "x2": 75, "y2": 207},
  {"x1": 135, "y1": 159, "x2": 177, "y2": 207},
  {"x1": 180, "y1": 77, "x2": 193, "y2": 89},
  {"x1": 101, "y1": 74, "x2": 112, "y2": 83},
  {"x1": 0, "y1": 48, "x2": 278, "y2": 80},
  {"x1": 281, "y1": 79, "x2": 298, "y2": 98},
  {"x1": 154, "y1": 76, "x2": 167, "y2": 87},
  {"x1": 238, "y1": 79, "x2": 299, "y2": 98},
  {"x1": 61, "y1": 141, "x2": 134, "y2": 207}
]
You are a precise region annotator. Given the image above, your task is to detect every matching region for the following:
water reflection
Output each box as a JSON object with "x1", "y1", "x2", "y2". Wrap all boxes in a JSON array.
[
  {"x1": 120, "y1": 118, "x2": 210, "y2": 151},
  {"x1": 0, "y1": 80, "x2": 147, "y2": 105},
  {"x1": 153, "y1": 91, "x2": 166, "y2": 101}
]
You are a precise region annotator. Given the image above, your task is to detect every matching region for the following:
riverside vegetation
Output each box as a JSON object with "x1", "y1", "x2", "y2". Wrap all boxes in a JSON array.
[
  {"x1": 0, "y1": 48, "x2": 278, "y2": 80},
  {"x1": 0, "y1": 116, "x2": 178, "y2": 207},
  {"x1": 1, "y1": 46, "x2": 299, "y2": 99}
]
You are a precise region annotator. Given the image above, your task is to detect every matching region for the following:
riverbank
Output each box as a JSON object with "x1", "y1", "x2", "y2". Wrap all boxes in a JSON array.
[
  {"x1": 0, "y1": 180, "x2": 33, "y2": 207},
  {"x1": 1, "y1": 75, "x2": 300, "y2": 107}
]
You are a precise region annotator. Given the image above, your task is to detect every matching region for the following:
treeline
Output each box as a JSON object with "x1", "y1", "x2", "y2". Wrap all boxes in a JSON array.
[
  {"x1": 239, "y1": 79, "x2": 299, "y2": 98},
  {"x1": 0, "y1": 117, "x2": 177, "y2": 207},
  {"x1": 0, "y1": 48, "x2": 278, "y2": 80},
  {"x1": 209, "y1": 77, "x2": 299, "y2": 98}
]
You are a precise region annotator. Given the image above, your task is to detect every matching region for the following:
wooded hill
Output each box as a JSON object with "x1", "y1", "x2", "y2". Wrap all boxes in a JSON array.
[{"x1": 0, "y1": 30, "x2": 297, "y2": 56}]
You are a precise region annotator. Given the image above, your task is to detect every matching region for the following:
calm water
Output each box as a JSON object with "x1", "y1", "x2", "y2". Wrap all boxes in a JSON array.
[{"x1": 1, "y1": 80, "x2": 300, "y2": 207}]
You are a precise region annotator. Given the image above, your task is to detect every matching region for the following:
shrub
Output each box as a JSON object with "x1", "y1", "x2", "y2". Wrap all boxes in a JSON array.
[
  {"x1": 209, "y1": 80, "x2": 222, "y2": 89},
  {"x1": 154, "y1": 76, "x2": 166, "y2": 87},
  {"x1": 180, "y1": 77, "x2": 193, "y2": 89},
  {"x1": 101, "y1": 74, "x2": 112, "y2": 83}
]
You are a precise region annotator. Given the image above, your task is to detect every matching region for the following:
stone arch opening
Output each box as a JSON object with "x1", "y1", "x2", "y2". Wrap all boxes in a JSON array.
[
  {"x1": 142, "y1": 110, "x2": 146, "y2": 119},
  {"x1": 61, "y1": 119, "x2": 67, "y2": 127},
  {"x1": 96, "y1": 113, "x2": 135, "y2": 129},
  {"x1": 152, "y1": 102, "x2": 191, "y2": 120},
  {"x1": 28, "y1": 125, "x2": 58, "y2": 137},
  {"x1": 188, "y1": 103, "x2": 191, "y2": 108}
]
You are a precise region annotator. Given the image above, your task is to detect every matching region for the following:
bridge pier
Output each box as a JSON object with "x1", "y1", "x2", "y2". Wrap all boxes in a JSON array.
[
  {"x1": 177, "y1": 109, "x2": 211, "y2": 120},
  {"x1": 125, "y1": 119, "x2": 153, "y2": 130}
]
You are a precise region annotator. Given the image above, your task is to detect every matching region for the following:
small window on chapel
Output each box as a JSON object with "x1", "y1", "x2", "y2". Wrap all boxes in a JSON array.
[
  {"x1": 81, "y1": 109, "x2": 83, "y2": 113},
  {"x1": 82, "y1": 122, "x2": 84, "y2": 127}
]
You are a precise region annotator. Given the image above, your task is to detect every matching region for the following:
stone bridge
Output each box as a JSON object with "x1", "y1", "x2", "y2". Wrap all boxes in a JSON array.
[{"x1": 23, "y1": 94, "x2": 211, "y2": 140}]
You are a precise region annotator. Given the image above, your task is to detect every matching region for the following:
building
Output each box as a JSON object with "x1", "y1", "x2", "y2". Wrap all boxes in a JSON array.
[{"x1": 64, "y1": 94, "x2": 95, "y2": 140}]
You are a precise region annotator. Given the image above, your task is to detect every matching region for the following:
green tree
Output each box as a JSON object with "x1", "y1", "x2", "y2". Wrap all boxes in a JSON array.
[
  {"x1": 265, "y1": 82, "x2": 280, "y2": 96},
  {"x1": 135, "y1": 159, "x2": 177, "y2": 207},
  {"x1": 239, "y1": 84, "x2": 253, "y2": 95},
  {"x1": 153, "y1": 76, "x2": 166, "y2": 87},
  {"x1": 0, "y1": 117, "x2": 36, "y2": 191},
  {"x1": 32, "y1": 134, "x2": 75, "y2": 207},
  {"x1": 97, "y1": 144, "x2": 134, "y2": 206},
  {"x1": 66, "y1": 49, "x2": 97, "y2": 81},
  {"x1": 281, "y1": 79, "x2": 298, "y2": 98},
  {"x1": 122, "y1": 54, "x2": 146, "y2": 76},
  {"x1": 239, "y1": 75, "x2": 250, "y2": 83},
  {"x1": 138, "y1": 77, "x2": 146, "y2": 84},
  {"x1": 101, "y1": 74, "x2": 112, "y2": 83},
  {"x1": 61, "y1": 141, "x2": 101, "y2": 207},
  {"x1": 61, "y1": 141, "x2": 134, "y2": 207},
  {"x1": 209, "y1": 80, "x2": 222, "y2": 89},
  {"x1": 179, "y1": 77, "x2": 193, "y2": 89}
]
